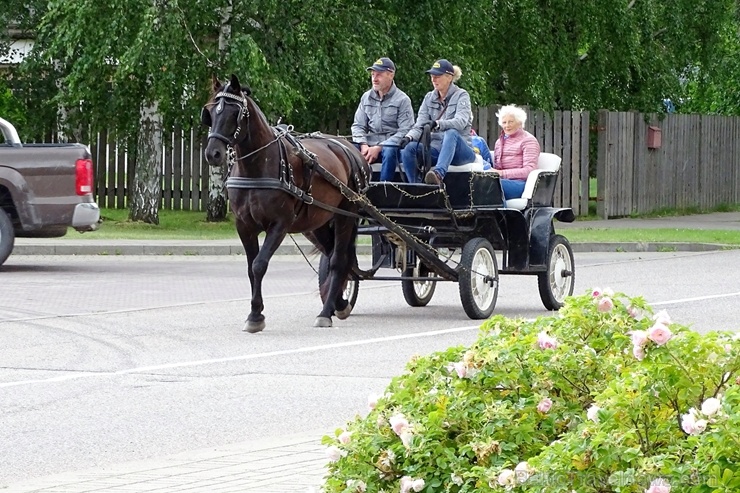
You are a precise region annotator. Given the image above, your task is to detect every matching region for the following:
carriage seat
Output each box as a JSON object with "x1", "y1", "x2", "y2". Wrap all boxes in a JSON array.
[
  {"x1": 504, "y1": 152, "x2": 562, "y2": 210},
  {"x1": 446, "y1": 153, "x2": 486, "y2": 173}
]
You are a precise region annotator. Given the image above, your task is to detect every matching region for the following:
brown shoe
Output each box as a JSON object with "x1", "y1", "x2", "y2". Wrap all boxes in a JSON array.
[{"x1": 424, "y1": 169, "x2": 442, "y2": 185}]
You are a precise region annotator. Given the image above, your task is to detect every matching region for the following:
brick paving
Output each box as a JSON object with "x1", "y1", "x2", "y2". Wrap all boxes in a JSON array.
[{"x1": 4, "y1": 433, "x2": 329, "y2": 493}]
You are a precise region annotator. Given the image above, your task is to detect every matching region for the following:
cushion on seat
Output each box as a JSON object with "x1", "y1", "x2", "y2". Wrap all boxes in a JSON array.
[
  {"x1": 506, "y1": 152, "x2": 562, "y2": 210},
  {"x1": 447, "y1": 154, "x2": 485, "y2": 172}
]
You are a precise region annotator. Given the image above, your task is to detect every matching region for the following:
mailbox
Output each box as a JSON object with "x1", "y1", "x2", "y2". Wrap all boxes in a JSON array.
[{"x1": 647, "y1": 125, "x2": 662, "y2": 149}]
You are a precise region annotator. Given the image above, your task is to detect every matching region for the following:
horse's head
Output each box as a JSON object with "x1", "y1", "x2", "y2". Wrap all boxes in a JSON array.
[{"x1": 202, "y1": 74, "x2": 253, "y2": 166}]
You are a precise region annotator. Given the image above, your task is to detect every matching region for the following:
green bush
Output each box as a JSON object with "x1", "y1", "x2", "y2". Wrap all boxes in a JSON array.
[{"x1": 322, "y1": 289, "x2": 740, "y2": 493}]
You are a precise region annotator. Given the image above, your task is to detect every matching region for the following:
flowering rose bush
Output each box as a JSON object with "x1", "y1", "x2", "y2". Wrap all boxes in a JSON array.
[{"x1": 321, "y1": 290, "x2": 740, "y2": 493}]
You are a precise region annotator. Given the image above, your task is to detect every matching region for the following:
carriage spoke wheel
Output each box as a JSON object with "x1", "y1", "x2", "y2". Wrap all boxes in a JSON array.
[
  {"x1": 401, "y1": 262, "x2": 437, "y2": 307},
  {"x1": 458, "y1": 238, "x2": 498, "y2": 320},
  {"x1": 537, "y1": 234, "x2": 575, "y2": 311},
  {"x1": 318, "y1": 254, "x2": 359, "y2": 317}
]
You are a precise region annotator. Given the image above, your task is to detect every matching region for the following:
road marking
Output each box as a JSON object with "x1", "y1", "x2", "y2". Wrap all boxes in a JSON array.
[
  {"x1": 0, "y1": 325, "x2": 481, "y2": 388},
  {"x1": 651, "y1": 291, "x2": 740, "y2": 306},
  {"x1": 4, "y1": 291, "x2": 740, "y2": 389}
]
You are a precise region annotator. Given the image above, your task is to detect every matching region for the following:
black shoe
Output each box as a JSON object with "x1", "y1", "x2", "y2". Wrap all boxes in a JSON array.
[{"x1": 424, "y1": 169, "x2": 442, "y2": 185}]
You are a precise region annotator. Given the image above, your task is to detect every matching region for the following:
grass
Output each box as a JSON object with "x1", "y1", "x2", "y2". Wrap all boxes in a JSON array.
[
  {"x1": 57, "y1": 207, "x2": 740, "y2": 246},
  {"x1": 91, "y1": 208, "x2": 239, "y2": 240},
  {"x1": 562, "y1": 228, "x2": 740, "y2": 245}
]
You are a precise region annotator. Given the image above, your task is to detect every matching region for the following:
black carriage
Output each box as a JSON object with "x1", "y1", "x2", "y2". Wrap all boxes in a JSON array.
[{"x1": 321, "y1": 153, "x2": 576, "y2": 320}]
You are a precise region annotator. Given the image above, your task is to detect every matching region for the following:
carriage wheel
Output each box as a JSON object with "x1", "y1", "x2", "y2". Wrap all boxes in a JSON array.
[
  {"x1": 318, "y1": 254, "x2": 359, "y2": 314},
  {"x1": 0, "y1": 209, "x2": 15, "y2": 267},
  {"x1": 458, "y1": 238, "x2": 499, "y2": 320},
  {"x1": 401, "y1": 262, "x2": 437, "y2": 307},
  {"x1": 537, "y1": 234, "x2": 575, "y2": 311}
]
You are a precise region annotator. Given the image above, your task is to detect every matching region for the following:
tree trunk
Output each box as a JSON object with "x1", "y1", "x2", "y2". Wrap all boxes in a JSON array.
[
  {"x1": 129, "y1": 104, "x2": 162, "y2": 224},
  {"x1": 206, "y1": 149, "x2": 229, "y2": 221},
  {"x1": 205, "y1": 0, "x2": 233, "y2": 222}
]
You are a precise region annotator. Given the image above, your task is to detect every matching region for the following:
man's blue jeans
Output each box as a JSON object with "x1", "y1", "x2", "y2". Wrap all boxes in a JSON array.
[
  {"x1": 354, "y1": 144, "x2": 401, "y2": 181},
  {"x1": 377, "y1": 146, "x2": 402, "y2": 181},
  {"x1": 401, "y1": 129, "x2": 476, "y2": 183}
]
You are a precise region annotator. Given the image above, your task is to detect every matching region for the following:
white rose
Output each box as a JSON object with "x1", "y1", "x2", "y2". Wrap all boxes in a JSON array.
[{"x1": 701, "y1": 397, "x2": 722, "y2": 416}]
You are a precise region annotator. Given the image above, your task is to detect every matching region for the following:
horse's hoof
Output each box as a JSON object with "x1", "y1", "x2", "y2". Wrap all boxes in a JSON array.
[
  {"x1": 314, "y1": 317, "x2": 333, "y2": 328},
  {"x1": 243, "y1": 320, "x2": 266, "y2": 333},
  {"x1": 336, "y1": 303, "x2": 353, "y2": 320}
]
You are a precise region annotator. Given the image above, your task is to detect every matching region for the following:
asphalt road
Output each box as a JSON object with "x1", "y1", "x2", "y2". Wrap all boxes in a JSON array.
[{"x1": 1, "y1": 251, "x2": 739, "y2": 484}]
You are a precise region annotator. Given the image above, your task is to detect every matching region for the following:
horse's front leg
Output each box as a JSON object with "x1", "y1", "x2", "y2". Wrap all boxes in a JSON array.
[
  {"x1": 243, "y1": 227, "x2": 287, "y2": 333},
  {"x1": 235, "y1": 226, "x2": 264, "y2": 333}
]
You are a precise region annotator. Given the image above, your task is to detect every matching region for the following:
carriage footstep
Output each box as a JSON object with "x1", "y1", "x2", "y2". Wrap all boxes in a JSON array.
[
  {"x1": 243, "y1": 320, "x2": 266, "y2": 333},
  {"x1": 314, "y1": 317, "x2": 333, "y2": 328},
  {"x1": 335, "y1": 303, "x2": 353, "y2": 320}
]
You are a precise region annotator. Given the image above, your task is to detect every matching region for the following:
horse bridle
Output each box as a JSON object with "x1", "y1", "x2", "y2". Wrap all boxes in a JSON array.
[{"x1": 206, "y1": 91, "x2": 251, "y2": 146}]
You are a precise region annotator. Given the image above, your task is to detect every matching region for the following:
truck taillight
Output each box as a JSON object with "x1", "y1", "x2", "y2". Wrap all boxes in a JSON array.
[{"x1": 76, "y1": 158, "x2": 94, "y2": 196}]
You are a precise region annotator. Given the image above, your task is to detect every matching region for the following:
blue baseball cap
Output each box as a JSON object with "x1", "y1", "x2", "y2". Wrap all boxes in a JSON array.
[
  {"x1": 426, "y1": 59, "x2": 454, "y2": 76},
  {"x1": 367, "y1": 57, "x2": 396, "y2": 72}
]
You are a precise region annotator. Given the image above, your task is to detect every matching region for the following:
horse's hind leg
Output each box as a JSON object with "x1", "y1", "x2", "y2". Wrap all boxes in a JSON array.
[
  {"x1": 239, "y1": 225, "x2": 286, "y2": 333},
  {"x1": 315, "y1": 214, "x2": 357, "y2": 327}
]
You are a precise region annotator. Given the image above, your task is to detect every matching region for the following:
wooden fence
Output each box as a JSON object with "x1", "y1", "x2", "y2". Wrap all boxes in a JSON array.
[
  {"x1": 597, "y1": 110, "x2": 740, "y2": 218},
  {"x1": 91, "y1": 128, "x2": 209, "y2": 211}
]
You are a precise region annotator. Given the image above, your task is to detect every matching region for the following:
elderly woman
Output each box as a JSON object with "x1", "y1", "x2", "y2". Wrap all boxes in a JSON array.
[
  {"x1": 399, "y1": 59, "x2": 476, "y2": 185},
  {"x1": 493, "y1": 104, "x2": 541, "y2": 199}
]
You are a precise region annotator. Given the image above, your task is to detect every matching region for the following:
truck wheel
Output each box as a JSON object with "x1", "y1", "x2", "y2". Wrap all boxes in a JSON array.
[
  {"x1": 0, "y1": 209, "x2": 15, "y2": 266},
  {"x1": 318, "y1": 253, "x2": 359, "y2": 316},
  {"x1": 458, "y1": 238, "x2": 498, "y2": 319},
  {"x1": 537, "y1": 234, "x2": 575, "y2": 310},
  {"x1": 401, "y1": 262, "x2": 436, "y2": 307}
]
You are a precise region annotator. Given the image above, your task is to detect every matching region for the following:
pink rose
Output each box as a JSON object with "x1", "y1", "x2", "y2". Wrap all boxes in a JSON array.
[
  {"x1": 648, "y1": 323, "x2": 673, "y2": 345},
  {"x1": 326, "y1": 445, "x2": 345, "y2": 462},
  {"x1": 632, "y1": 345, "x2": 646, "y2": 361},
  {"x1": 400, "y1": 476, "x2": 425, "y2": 493},
  {"x1": 399, "y1": 430, "x2": 414, "y2": 449},
  {"x1": 389, "y1": 414, "x2": 409, "y2": 436},
  {"x1": 537, "y1": 398, "x2": 553, "y2": 413},
  {"x1": 629, "y1": 330, "x2": 649, "y2": 347},
  {"x1": 681, "y1": 410, "x2": 706, "y2": 435},
  {"x1": 338, "y1": 430, "x2": 352, "y2": 444},
  {"x1": 367, "y1": 394, "x2": 379, "y2": 410},
  {"x1": 497, "y1": 469, "x2": 516, "y2": 488},
  {"x1": 627, "y1": 305, "x2": 640, "y2": 319},
  {"x1": 653, "y1": 309, "x2": 672, "y2": 325},
  {"x1": 645, "y1": 478, "x2": 671, "y2": 493},
  {"x1": 591, "y1": 287, "x2": 602, "y2": 297},
  {"x1": 537, "y1": 331, "x2": 558, "y2": 350},
  {"x1": 597, "y1": 296, "x2": 614, "y2": 312},
  {"x1": 453, "y1": 361, "x2": 467, "y2": 378},
  {"x1": 400, "y1": 476, "x2": 413, "y2": 493}
]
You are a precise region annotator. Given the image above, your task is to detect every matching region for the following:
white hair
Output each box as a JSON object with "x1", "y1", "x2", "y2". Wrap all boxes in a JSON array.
[
  {"x1": 452, "y1": 65, "x2": 462, "y2": 83},
  {"x1": 496, "y1": 104, "x2": 527, "y2": 127}
]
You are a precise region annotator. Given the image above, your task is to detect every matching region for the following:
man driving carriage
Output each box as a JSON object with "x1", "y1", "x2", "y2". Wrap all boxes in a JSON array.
[
  {"x1": 351, "y1": 57, "x2": 415, "y2": 182},
  {"x1": 399, "y1": 59, "x2": 477, "y2": 185}
]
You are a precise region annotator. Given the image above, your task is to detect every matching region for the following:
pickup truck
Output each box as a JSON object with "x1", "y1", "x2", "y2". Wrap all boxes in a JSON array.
[{"x1": 0, "y1": 116, "x2": 100, "y2": 266}]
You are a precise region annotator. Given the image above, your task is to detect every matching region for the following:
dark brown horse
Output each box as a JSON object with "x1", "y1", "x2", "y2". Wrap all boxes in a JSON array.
[{"x1": 202, "y1": 74, "x2": 369, "y2": 332}]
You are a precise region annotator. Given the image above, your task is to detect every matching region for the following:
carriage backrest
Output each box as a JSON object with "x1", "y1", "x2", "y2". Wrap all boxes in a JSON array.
[{"x1": 506, "y1": 152, "x2": 562, "y2": 210}]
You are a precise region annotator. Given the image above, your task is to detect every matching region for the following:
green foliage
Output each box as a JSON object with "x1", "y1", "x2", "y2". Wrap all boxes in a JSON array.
[
  {"x1": 4, "y1": 0, "x2": 740, "y2": 144},
  {"x1": 323, "y1": 290, "x2": 740, "y2": 492},
  {"x1": 0, "y1": 79, "x2": 25, "y2": 126}
]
